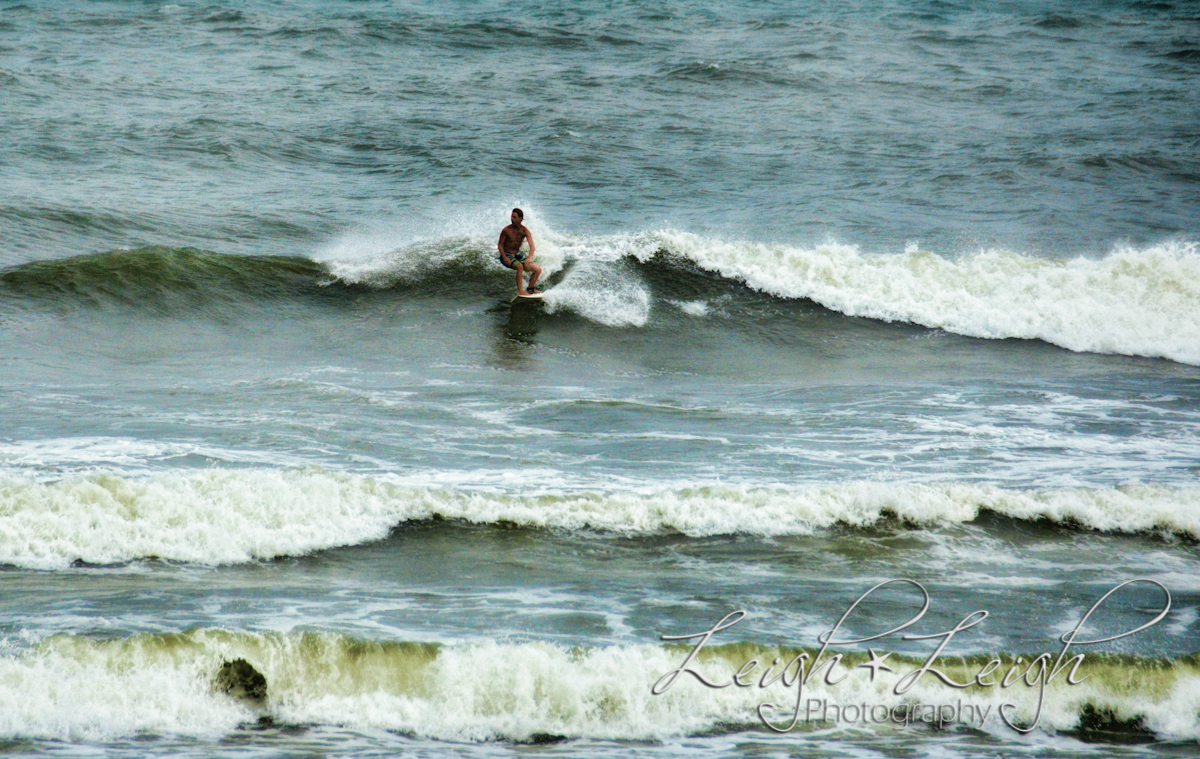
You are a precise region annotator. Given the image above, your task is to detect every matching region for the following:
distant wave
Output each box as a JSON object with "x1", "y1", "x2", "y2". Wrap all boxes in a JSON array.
[
  {"x1": 2, "y1": 629, "x2": 1196, "y2": 741},
  {"x1": 1, "y1": 469, "x2": 1197, "y2": 570},
  {"x1": 6, "y1": 230, "x2": 1199, "y2": 363}
]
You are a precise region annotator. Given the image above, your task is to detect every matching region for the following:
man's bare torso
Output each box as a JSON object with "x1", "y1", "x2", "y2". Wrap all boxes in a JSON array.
[{"x1": 499, "y1": 224, "x2": 529, "y2": 255}]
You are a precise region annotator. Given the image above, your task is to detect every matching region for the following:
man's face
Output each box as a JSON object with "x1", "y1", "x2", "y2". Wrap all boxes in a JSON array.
[{"x1": 511, "y1": 212, "x2": 521, "y2": 225}]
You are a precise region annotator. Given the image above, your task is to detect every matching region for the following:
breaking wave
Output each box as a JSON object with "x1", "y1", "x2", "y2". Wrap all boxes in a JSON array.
[
  {"x1": 1, "y1": 469, "x2": 1197, "y2": 569},
  {"x1": 1, "y1": 629, "x2": 1196, "y2": 742},
  {"x1": 5, "y1": 228, "x2": 1198, "y2": 362}
]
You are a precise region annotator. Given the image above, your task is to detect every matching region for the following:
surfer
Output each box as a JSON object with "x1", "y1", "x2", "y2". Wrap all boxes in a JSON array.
[{"x1": 498, "y1": 208, "x2": 542, "y2": 296}]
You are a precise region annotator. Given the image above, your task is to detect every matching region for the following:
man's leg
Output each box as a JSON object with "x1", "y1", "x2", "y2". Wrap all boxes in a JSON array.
[
  {"x1": 513, "y1": 262, "x2": 528, "y2": 295},
  {"x1": 526, "y1": 262, "x2": 542, "y2": 292}
]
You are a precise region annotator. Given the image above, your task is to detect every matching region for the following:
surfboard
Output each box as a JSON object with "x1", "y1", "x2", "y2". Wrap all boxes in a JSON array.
[{"x1": 511, "y1": 291, "x2": 545, "y2": 303}]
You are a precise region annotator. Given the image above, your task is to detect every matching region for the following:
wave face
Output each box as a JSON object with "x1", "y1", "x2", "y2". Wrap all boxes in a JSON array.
[
  {"x1": 2, "y1": 470, "x2": 1197, "y2": 570},
  {"x1": 0, "y1": 247, "x2": 329, "y2": 313},
  {"x1": 6, "y1": 231, "x2": 1198, "y2": 364},
  {"x1": 1, "y1": 630, "x2": 1197, "y2": 742}
]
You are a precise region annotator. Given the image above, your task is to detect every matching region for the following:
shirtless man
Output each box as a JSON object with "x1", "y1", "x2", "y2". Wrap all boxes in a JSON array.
[{"x1": 498, "y1": 208, "x2": 542, "y2": 296}]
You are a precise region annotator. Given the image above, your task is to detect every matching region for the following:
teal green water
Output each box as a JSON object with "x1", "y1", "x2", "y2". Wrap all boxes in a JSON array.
[{"x1": 1, "y1": 1, "x2": 1198, "y2": 756}]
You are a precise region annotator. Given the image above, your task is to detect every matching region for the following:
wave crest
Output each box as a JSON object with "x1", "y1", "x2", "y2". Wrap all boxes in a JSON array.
[
  {"x1": 1, "y1": 470, "x2": 1197, "y2": 570},
  {"x1": 3, "y1": 630, "x2": 1197, "y2": 741},
  {"x1": 650, "y1": 232, "x2": 1200, "y2": 364}
]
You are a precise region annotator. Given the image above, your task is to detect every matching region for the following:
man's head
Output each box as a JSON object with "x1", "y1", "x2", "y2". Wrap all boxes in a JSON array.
[{"x1": 511, "y1": 208, "x2": 524, "y2": 224}]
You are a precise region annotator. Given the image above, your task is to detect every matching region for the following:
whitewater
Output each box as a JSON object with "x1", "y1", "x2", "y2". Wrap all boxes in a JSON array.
[
  {"x1": 3, "y1": 1, "x2": 1198, "y2": 756},
  {"x1": 2, "y1": 470, "x2": 1199, "y2": 570}
]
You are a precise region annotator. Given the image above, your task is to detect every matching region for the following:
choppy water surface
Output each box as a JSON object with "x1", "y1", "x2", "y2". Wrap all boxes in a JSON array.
[{"x1": 1, "y1": 1, "x2": 1198, "y2": 757}]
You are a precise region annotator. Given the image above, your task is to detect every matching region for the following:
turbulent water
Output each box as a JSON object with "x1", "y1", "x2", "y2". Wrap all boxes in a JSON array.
[{"x1": 2, "y1": 1, "x2": 1199, "y2": 757}]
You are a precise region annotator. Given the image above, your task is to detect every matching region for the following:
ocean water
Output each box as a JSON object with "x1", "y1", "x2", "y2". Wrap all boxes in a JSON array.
[{"x1": 1, "y1": 1, "x2": 1199, "y2": 756}]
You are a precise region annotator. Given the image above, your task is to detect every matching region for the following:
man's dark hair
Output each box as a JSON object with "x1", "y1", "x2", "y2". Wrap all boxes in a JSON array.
[{"x1": 512, "y1": 208, "x2": 524, "y2": 219}]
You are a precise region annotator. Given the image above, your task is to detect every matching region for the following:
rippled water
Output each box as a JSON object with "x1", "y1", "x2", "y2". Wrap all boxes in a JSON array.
[
  {"x1": 1, "y1": 1, "x2": 1199, "y2": 757},
  {"x1": 4, "y1": 0, "x2": 1198, "y2": 261}
]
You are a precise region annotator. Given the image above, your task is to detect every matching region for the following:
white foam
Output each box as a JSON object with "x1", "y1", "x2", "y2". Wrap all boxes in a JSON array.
[
  {"x1": 2, "y1": 471, "x2": 1198, "y2": 569},
  {"x1": 0, "y1": 635, "x2": 247, "y2": 740},
  {"x1": 541, "y1": 254, "x2": 651, "y2": 327},
  {"x1": 668, "y1": 299, "x2": 711, "y2": 316},
  {"x1": 0, "y1": 631, "x2": 1196, "y2": 741},
  {"x1": 0, "y1": 469, "x2": 401, "y2": 569},
  {"x1": 652, "y1": 232, "x2": 1200, "y2": 365}
]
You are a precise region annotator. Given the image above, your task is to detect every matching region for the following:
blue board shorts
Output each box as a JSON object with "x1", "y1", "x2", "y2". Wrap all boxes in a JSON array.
[{"x1": 500, "y1": 250, "x2": 528, "y2": 269}]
